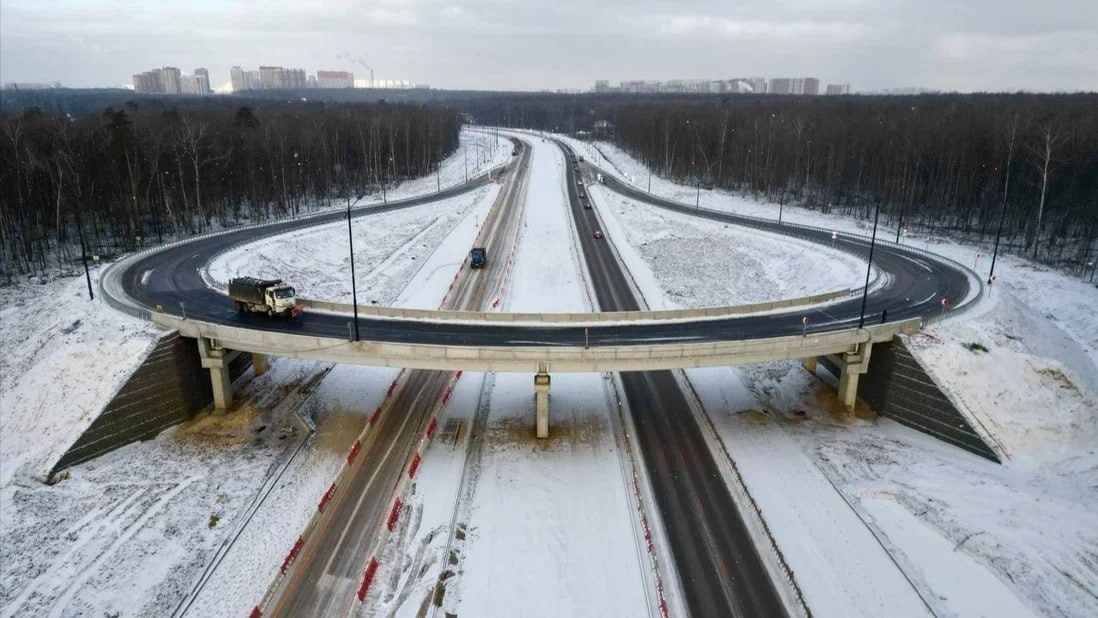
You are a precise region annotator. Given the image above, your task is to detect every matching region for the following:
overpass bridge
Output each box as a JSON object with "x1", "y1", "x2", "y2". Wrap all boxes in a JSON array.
[{"x1": 100, "y1": 132, "x2": 979, "y2": 437}]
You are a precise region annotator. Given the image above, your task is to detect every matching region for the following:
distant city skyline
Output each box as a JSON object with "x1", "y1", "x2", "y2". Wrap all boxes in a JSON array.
[{"x1": 2, "y1": 0, "x2": 1095, "y2": 93}]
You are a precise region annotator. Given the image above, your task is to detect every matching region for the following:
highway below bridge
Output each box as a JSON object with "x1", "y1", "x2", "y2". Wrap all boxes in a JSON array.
[
  {"x1": 102, "y1": 129, "x2": 979, "y2": 617},
  {"x1": 560, "y1": 139, "x2": 789, "y2": 616}
]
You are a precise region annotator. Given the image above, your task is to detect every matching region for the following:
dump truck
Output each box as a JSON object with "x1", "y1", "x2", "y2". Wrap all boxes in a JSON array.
[
  {"x1": 469, "y1": 247, "x2": 487, "y2": 269},
  {"x1": 228, "y1": 277, "x2": 300, "y2": 317}
]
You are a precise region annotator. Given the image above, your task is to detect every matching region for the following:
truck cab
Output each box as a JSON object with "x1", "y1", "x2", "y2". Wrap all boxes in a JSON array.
[
  {"x1": 469, "y1": 247, "x2": 487, "y2": 269},
  {"x1": 266, "y1": 283, "x2": 297, "y2": 314}
]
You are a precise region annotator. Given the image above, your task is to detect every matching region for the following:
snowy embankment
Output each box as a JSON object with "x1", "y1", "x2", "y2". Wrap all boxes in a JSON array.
[
  {"x1": 0, "y1": 274, "x2": 159, "y2": 484},
  {"x1": 0, "y1": 131, "x2": 504, "y2": 618},
  {"x1": 362, "y1": 132, "x2": 650, "y2": 617},
  {"x1": 571, "y1": 135, "x2": 1098, "y2": 617}
]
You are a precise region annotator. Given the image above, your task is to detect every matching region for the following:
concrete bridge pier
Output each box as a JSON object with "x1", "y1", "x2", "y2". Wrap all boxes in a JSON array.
[
  {"x1": 801, "y1": 356, "x2": 818, "y2": 375},
  {"x1": 835, "y1": 341, "x2": 873, "y2": 411},
  {"x1": 534, "y1": 364, "x2": 551, "y2": 438},
  {"x1": 252, "y1": 353, "x2": 270, "y2": 376},
  {"x1": 197, "y1": 337, "x2": 233, "y2": 410}
]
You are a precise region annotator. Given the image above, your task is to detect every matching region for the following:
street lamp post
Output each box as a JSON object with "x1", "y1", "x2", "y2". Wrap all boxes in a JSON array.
[
  {"x1": 346, "y1": 196, "x2": 360, "y2": 341},
  {"x1": 987, "y1": 187, "x2": 1009, "y2": 285},
  {"x1": 858, "y1": 198, "x2": 882, "y2": 329},
  {"x1": 292, "y1": 152, "x2": 299, "y2": 218}
]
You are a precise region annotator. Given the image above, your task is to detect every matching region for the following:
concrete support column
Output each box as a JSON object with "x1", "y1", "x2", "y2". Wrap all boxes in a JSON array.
[
  {"x1": 210, "y1": 365, "x2": 232, "y2": 410},
  {"x1": 534, "y1": 364, "x2": 551, "y2": 439},
  {"x1": 837, "y1": 342, "x2": 873, "y2": 412},
  {"x1": 837, "y1": 365, "x2": 860, "y2": 410},
  {"x1": 198, "y1": 337, "x2": 232, "y2": 411},
  {"x1": 801, "y1": 356, "x2": 818, "y2": 375},
  {"x1": 252, "y1": 353, "x2": 270, "y2": 377}
]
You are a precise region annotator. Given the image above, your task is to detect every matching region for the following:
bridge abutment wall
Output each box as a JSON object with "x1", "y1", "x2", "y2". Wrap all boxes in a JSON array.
[
  {"x1": 48, "y1": 332, "x2": 253, "y2": 480},
  {"x1": 815, "y1": 337, "x2": 1000, "y2": 462}
]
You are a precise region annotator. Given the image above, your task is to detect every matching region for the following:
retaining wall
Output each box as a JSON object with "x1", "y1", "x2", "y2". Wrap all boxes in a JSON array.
[
  {"x1": 49, "y1": 332, "x2": 253, "y2": 478},
  {"x1": 823, "y1": 338, "x2": 1000, "y2": 462}
]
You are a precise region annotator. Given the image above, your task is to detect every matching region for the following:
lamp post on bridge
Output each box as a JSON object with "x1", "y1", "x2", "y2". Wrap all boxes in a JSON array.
[
  {"x1": 857, "y1": 195, "x2": 882, "y2": 329},
  {"x1": 346, "y1": 195, "x2": 360, "y2": 341}
]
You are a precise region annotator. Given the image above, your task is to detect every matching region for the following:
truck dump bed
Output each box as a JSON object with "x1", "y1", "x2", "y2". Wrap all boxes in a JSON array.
[{"x1": 228, "y1": 277, "x2": 281, "y2": 304}]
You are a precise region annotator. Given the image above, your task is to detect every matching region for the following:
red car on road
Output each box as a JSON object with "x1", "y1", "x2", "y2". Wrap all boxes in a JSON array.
[{"x1": 593, "y1": 230, "x2": 603, "y2": 239}]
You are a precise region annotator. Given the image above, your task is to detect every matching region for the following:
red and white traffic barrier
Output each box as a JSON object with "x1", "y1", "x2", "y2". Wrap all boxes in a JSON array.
[
  {"x1": 253, "y1": 370, "x2": 409, "y2": 616},
  {"x1": 617, "y1": 404, "x2": 672, "y2": 618},
  {"x1": 352, "y1": 369, "x2": 464, "y2": 608},
  {"x1": 356, "y1": 558, "x2": 379, "y2": 601}
]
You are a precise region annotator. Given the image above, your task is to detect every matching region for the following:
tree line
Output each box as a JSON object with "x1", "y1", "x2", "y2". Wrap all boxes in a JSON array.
[
  {"x1": 459, "y1": 92, "x2": 1098, "y2": 279},
  {"x1": 0, "y1": 99, "x2": 462, "y2": 280}
]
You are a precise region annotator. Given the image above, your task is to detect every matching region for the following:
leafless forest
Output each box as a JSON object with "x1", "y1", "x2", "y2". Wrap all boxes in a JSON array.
[
  {"x1": 467, "y1": 93, "x2": 1098, "y2": 279},
  {"x1": 0, "y1": 100, "x2": 461, "y2": 280},
  {"x1": 2, "y1": 92, "x2": 1095, "y2": 282}
]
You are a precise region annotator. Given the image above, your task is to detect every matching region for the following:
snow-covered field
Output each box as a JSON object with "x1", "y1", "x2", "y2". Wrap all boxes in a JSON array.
[
  {"x1": 590, "y1": 182, "x2": 866, "y2": 310},
  {"x1": 568, "y1": 135, "x2": 1098, "y2": 617},
  {"x1": 0, "y1": 274, "x2": 159, "y2": 485}
]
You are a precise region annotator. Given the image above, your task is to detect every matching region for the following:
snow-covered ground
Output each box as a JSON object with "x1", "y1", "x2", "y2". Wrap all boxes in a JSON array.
[
  {"x1": 590, "y1": 182, "x2": 866, "y2": 310},
  {"x1": 5, "y1": 124, "x2": 1096, "y2": 618},
  {"x1": 0, "y1": 130, "x2": 504, "y2": 617},
  {"x1": 567, "y1": 135, "x2": 1098, "y2": 617},
  {"x1": 208, "y1": 183, "x2": 498, "y2": 306},
  {"x1": 0, "y1": 273, "x2": 160, "y2": 485},
  {"x1": 1, "y1": 355, "x2": 329, "y2": 617},
  {"x1": 362, "y1": 132, "x2": 651, "y2": 617}
]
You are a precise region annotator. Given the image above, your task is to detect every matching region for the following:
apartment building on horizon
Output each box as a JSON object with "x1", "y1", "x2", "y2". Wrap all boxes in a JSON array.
[
  {"x1": 132, "y1": 67, "x2": 210, "y2": 95},
  {"x1": 770, "y1": 77, "x2": 819, "y2": 95},
  {"x1": 596, "y1": 76, "x2": 830, "y2": 95}
]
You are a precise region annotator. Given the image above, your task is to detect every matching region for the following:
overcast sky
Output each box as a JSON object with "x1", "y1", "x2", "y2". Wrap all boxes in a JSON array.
[{"x1": 2, "y1": 0, "x2": 1096, "y2": 92}]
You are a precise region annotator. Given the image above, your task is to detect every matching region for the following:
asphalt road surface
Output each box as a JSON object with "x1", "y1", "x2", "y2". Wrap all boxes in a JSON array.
[
  {"x1": 269, "y1": 138, "x2": 532, "y2": 616},
  {"x1": 560, "y1": 142, "x2": 788, "y2": 617}
]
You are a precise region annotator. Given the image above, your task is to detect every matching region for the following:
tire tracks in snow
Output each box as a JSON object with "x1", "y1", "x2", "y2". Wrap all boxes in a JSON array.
[
  {"x1": 46, "y1": 477, "x2": 200, "y2": 618},
  {"x1": 3, "y1": 488, "x2": 148, "y2": 617}
]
